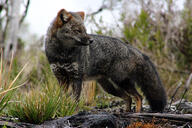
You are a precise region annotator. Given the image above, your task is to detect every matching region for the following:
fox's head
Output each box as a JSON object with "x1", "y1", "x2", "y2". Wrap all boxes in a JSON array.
[{"x1": 50, "y1": 9, "x2": 93, "y2": 47}]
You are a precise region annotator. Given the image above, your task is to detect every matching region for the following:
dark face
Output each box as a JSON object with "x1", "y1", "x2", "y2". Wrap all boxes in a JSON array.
[{"x1": 55, "y1": 9, "x2": 93, "y2": 47}]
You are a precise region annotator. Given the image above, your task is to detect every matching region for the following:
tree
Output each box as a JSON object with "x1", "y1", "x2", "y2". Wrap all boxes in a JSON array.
[
  {"x1": 0, "y1": 0, "x2": 30, "y2": 59},
  {"x1": 4, "y1": 0, "x2": 21, "y2": 59}
]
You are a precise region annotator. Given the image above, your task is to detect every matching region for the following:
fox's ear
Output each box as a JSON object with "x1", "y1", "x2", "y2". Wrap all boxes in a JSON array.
[
  {"x1": 77, "y1": 11, "x2": 85, "y2": 20},
  {"x1": 57, "y1": 9, "x2": 72, "y2": 24}
]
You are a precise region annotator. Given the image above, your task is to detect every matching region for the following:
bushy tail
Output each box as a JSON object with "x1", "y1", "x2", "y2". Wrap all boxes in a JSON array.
[{"x1": 137, "y1": 55, "x2": 167, "y2": 112}]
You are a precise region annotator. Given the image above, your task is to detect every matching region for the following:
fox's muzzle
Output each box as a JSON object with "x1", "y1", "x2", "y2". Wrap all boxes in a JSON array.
[{"x1": 77, "y1": 36, "x2": 93, "y2": 46}]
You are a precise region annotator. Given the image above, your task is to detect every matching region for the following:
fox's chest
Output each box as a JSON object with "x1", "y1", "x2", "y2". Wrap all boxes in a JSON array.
[{"x1": 50, "y1": 62, "x2": 80, "y2": 79}]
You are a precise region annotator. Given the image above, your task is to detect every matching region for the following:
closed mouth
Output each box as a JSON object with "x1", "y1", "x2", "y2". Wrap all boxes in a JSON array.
[{"x1": 76, "y1": 42, "x2": 90, "y2": 46}]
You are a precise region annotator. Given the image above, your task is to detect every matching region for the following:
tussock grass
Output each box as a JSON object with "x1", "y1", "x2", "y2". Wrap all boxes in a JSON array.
[
  {"x1": 57, "y1": 94, "x2": 82, "y2": 117},
  {"x1": 0, "y1": 51, "x2": 27, "y2": 114},
  {"x1": 8, "y1": 58, "x2": 82, "y2": 124},
  {"x1": 9, "y1": 87, "x2": 60, "y2": 124}
]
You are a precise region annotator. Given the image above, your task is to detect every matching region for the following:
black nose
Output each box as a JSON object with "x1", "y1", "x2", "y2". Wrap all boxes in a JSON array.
[{"x1": 89, "y1": 38, "x2": 94, "y2": 43}]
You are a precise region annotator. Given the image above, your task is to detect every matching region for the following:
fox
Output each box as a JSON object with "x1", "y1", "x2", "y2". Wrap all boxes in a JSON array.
[{"x1": 45, "y1": 9, "x2": 167, "y2": 113}]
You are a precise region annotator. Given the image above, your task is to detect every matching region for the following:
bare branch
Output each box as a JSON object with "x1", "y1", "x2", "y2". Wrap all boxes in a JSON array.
[
  {"x1": 177, "y1": 73, "x2": 192, "y2": 109},
  {"x1": 124, "y1": 112, "x2": 192, "y2": 122},
  {"x1": 87, "y1": 5, "x2": 108, "y2": 16},
  {"x1": 168, "y1": 80, "x2": 183, "y2": 110},
  {"x1": 86, "y1": 0, "x2": 117, "y2": 17},
  {"x1": 19, "y1": 0, "x2": 30, "y2": 26}
]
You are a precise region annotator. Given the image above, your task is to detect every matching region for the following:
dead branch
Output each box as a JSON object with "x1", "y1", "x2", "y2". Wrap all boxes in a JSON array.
[
  {"x1": 86, "y1": 0, "x2": 109, "y2": 16},
  {"x1": 168, "y1": 80, "x2": 183, "y2": 110},
  {"x1": 87, "y1": 5, "x2": 108, "y2": 17},
  {"x1": 19, "y1": 0, "x2": 30, "y2": 26},
  {"x1": 124, "y1": 113, "x2": 192, "y2": 122},
  {"x1": 177, "y1": 73, "x2": 192, "y2": 109}
]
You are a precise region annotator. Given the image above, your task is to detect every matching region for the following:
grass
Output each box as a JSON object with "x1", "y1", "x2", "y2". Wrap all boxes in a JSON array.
[
  {"x1": 8, "y1": 56, "x2": 82, "y2": 124},
  {"x1": 0, "y1": 51, "x2": 27, "y2": 114},
  {"x1": 9, "y1": 87, "x2": 60, "y2": 124},
  {"x1": 57, "y1": 94, "x2": 82, "y2": 117}
]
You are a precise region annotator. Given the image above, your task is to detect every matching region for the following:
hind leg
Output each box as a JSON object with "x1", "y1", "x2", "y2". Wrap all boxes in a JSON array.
[
  {"x1": 129, "y1": 87, "x2": 142, "y2": 113},
  {"x1": 119, "y1": 79, "x2": 142, "y2": 113},
  {"x1": 97, "y1": 78, "x2": 132, "y2": 112}
]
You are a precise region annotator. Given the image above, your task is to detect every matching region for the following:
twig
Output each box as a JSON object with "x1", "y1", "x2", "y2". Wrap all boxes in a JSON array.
[
  {"x1": 87, "y1": 5, "x2": 108, "y2": 16},
  {"x1": 168, "y1": 80, "x2": 183, "y2": 110},
  {"x1": 86, "y1": 0, "x2": 108, "y2": 17},
  {"x1": 177, "y1": 73, "x2": 192, "y2": 109},
  {"x1": 19, "y1": 0, "x2": 30, "y2": 26}
]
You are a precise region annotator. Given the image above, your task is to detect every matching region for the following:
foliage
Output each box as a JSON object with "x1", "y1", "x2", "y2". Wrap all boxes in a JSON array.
[
  {"x1": 175, "y1": 8, "x2": 192, "y2": 69},
  {"x1": 123, "y1": 10, "x2": 165, "y2": 52}
]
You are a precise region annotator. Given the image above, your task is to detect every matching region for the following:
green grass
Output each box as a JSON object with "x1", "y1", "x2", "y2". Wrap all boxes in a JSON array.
[
  {"x1": 8, "y1": 57, "x2": 82, "y2": 124},
  {"x1": 0, "y1": 51, "x2": 27, "y2": 114},
  {"x1": 57, "y1": 94, "x2": 82, "y2": 117},
  {"x1": 9, "y1": 87, "x2": 60, "y2": 124}
]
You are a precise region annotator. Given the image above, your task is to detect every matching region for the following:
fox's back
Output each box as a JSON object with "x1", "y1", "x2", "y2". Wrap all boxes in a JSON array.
[
  {"x1": 86, "y1": 34, "x2": 145, "y2": 79},
  {"x1": 89, "y1": 34, "x2": 143, "y2": 60}
]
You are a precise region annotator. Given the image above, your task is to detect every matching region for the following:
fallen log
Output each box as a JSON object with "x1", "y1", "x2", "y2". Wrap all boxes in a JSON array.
[
  {"x1": 0, "y1": 112, "x2": 191, "y2": 128},
  {"x1": 123, "y1": 112, "x2": 192, "y2": 122}
]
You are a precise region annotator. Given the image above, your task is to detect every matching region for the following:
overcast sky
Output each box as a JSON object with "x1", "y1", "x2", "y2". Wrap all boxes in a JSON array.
[
  {"x1": 25, "y1": 0, "x2": 103, "y2": 36},
  {"x1": 25, "y1": 0, "x2": 185, "y2": 37}
]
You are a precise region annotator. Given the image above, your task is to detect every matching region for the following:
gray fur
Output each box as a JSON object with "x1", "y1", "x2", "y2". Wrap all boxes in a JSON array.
[{"x1": 45, "y1": 11, "x2": 167, "y2": 112}]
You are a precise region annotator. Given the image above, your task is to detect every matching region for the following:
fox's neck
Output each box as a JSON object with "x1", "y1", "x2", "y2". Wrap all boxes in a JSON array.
[
  {"x1": 61, "y1": 46, "x2": 90, "y2": 75},
  {"x1": 60, "y1": 47, "x2": 81, "y2": 62},
  {"x1": 63, "y1": 46, "x2": 90, "y2": 68}
]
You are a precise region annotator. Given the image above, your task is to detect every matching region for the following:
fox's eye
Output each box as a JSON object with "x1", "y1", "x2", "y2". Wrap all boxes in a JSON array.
[{"x1": 75, "y1": 30, "x2": 82, "y2": 33}]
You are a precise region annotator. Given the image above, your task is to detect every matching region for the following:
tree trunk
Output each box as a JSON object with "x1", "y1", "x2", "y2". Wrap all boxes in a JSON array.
[{"x1": 4, "y1": 0, "x2": 21, "y2": 59}]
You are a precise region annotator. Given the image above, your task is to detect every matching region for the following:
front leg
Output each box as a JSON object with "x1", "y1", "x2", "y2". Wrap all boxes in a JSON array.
[{"x1": 72, "y1": 79, "x2": 82, "y2": 101}]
